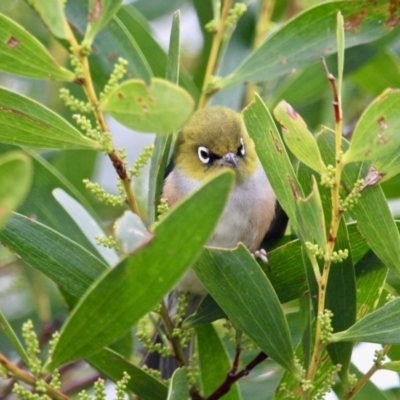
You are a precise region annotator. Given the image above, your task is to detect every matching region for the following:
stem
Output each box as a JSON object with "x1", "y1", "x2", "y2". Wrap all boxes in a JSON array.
[
  {"x1": 197, "y1": 0, "x2": 233, "y2": 110},
  {"x1": 65, "y1": 23, "x2": 140, "y2": 217},
  {"x1": 205, "y1": 352, "x2": 268, "y2": 400},
  {"x1": 303, "y1": 59, "x2": 344, "y2": 399},
  {"x1": 159, "y1": 300, "x2": 186, "y2": 367},
  {"x1": 0, "y1": 353, "x2": 71, "y2": 400},
  {"x1": 343, "y1": 345, "x2": 391, "y2": 400}
]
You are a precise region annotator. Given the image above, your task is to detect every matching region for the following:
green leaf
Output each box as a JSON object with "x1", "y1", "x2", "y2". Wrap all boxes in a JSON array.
[
  {"x1": 317, "y1": 131, "x2": 400, "y2": 280},
  {"x1": 116, "y1": 6, "x2": 198, "y2": 98},
  {"x1": 88, "y1": 348, "x2": 168, "y2": 400},
  {"x1": 354, "y1": 251, "x2": 388, "y2": 320},
  {"x1": 381, "y1": 360, "x2": 400, "y2": 373},
  {"x1": 114, "y1": 210, "x2": 147, "y2": 254},
  {"x1": 351, "y1": 184, "x2": 400, "y2": 279},
  {"x1": 85, "y1": 0, "x2": 123, "y2": 44},
  {"x1": 220, "y1": 0, "x2": 394, "y2": 89},
  {"x1": 47, "y1": 171, "x2": 234, "y2": 368},
  {"x1": 352, "y1": 51, "x2": 400, "y2": 96},
  {"x1": 65, "y1": 1, "x2": 152, "y2": 86},
  {"x1": 0, "y1": 213, "x2": 108, "y2": 300},
  {"x1": 2, "y1": 147, "x2": 100, "y2": 254},
  {"x1": 295, "y1": 177, "x2": 327, "y2": 251},
  {"x1": 28, "y1": 0, "x2": 69, "y2": 39},
  {"x1": 197, "y1": 323, "x2": 241, "y2": 400},
  {"x1": 167, "y1": 368, "x2": 189, "y2": 400},
  {"x1": 187, "y1": 236, "x2": 310, "y2": 327},
  {"x1": 53, "y1": 188, "x2": 119, "y2": 266},
  {"x1": 193, "y1": 245, "x2": 297, "y2": 375},
  {"x1": 274, "y1": 100, "x2": 326, "y2": 174},
  {"x1": 0, "y1": 13, "x2": 74, "y2": 81},
  {"x1": 325, "y1": 219, "x2": 356, "y2": 381},
  {"x1": 344, "y1": 89, "x2": 400, "y2": 165},
  {"x1": 100, "y1": 77, "x2": 194, "y2": 134},
  {"x1": 0, "y1": 88, "x2": 101, "y2": 150},
  {"x1": 148, "y1": 11, "x2": 180, "y2": 224},
  {"x1": 336, "y1": 11, "x2": 345, "y2": 100},
  {"x1": 331, "y1": 298, "x2": 400, "y2": 344},
  {"x1": 0, "y1": 151, "x2": 32, "y2": 230},
  {"x1": 243, "y1": 94, "x2": 302, "y2": 233},
  {"x1": 0, "y1": 307, "x2": 29, "y2": 365}
]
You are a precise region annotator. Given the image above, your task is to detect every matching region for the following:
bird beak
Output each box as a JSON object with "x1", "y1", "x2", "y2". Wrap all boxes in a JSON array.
[{"x1": 221, "y1": 152, "x2": 239, "y2": 169}]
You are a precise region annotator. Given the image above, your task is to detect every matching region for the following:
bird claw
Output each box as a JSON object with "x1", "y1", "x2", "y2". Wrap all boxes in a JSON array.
[{"x1": 254, "y1": 248, "x2": 269, "y2": 265}]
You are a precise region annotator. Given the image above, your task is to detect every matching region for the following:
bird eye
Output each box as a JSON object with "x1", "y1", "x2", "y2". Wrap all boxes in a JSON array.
[
  {"x1": 237, "y1": 137, "x2": 245, "y2": 157},
  {"x1": 198, "y1": 146, "x2": 210, "y2": 164}
]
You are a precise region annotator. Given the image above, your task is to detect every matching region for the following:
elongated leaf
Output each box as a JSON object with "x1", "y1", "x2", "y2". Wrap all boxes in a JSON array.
[
  {"x1": 0, "y1": 13, "x2": 74, "y2": 80},
  {"x1": 0, "y1": 307, "x2": 29, "y2": 365},
  {"x1": 344, "y1": 89, "x2": 400, "y2": 165},
  {"x1": 381, "y1": 360, "x2": 400, "y2": 373},
  {"x1": 355, "y1": 251, "x2": 388, "y2": 320},
  {"x1": 244, "y1": 95, "x2": 302, "y2": 233},
  {"x1": 317, "y1": 131, "x2": 400, "y2": 279},
  {"x1": 274, "y1": 101, "x2": 326, "y2": 174},
  {"x1": 295, "y1": 177, "x2": 327, "y2": 250},
  {"x1": 0, "y1": 146, "x2": 100, "y2": 254},
  {"x1": 167, "y1": 368, "x2": 189, "y2": 400},
  {"x1": 351, "y1": 185, "x2": 400, "y2": 278},
  {"x1": 221, "y1": 0, "x2": 395, "y2": 89},
  {"x1": 325, "y1": 219, "x2": 356, "y2": 381},
  {"x1": 100, "y1": 77, "x2": 194, "y2": 134},
  {"x1": 148, "y1": 11, "x2": 180, "y2": 224},
  {"x1": 193, "y1": 245, "x2": 297, "y2": 375},
  {"x1": 53, "y1": 188, "x2": 119, "y2": 266},
  {"x1": 352, "y1": 51, "x2": 400, "y2": 96},
  {"x1": 28, "y1": 0, "x2": 69, "y2": 39},
  {"x1": 0, "y1": 88, "x2": 101, "y2": 150},
  {"x1": 66, "y1": 0, "x2": 152, "y2": 86},
  {"x1": 89, "y1": 348, "x2": 168, "y2": 400},
  {"x1": 85, "y1": 0, "x2": 123, "y2": 44},
  {"x1": 331, "y1": 298, "x2": 400, "y2": 344},
  {"x1": 197, "y1": 323, "x2": 240, "y2": 400},
  {"x1": 46, "y1": 172, "x2": 233, "y2": 368},
  {"x1": 0, "y1": 213, "x2": 108, "y2": 299},
  {"x1": 0, "y1": 151, "x2": 32, "y2": 230}
]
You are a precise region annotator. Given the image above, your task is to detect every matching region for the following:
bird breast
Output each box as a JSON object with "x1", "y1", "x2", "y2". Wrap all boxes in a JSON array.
[{"x1": 163, "y1": 165, "x2": 276, "y2": 252}]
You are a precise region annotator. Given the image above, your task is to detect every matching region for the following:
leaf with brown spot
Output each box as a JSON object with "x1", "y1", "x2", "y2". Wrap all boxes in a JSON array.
[
  {"x1": 100, "y1": 78, "x2": 194, "y2": 134},
  {"x1": 84, "y1": 0, "x2": 123, "y2": 45},
  {"x1": 274, "y1": 100, "x2": 326, "y2": 175},
  {"x1": 28, "y1": 0, "x2": 70, "y2": 39},
  {"x1": 0, "y1": 87, "x2": 101, "y2": 150},
  {"x1": 0, "y1": 13, "x2": 73, "y2": 80},
  {"x1": 220, "y1": 0, "x2": 394, "y2": 89},
  {"x1": 344, "y1": 88, "x2": 400, "y2": 173}
]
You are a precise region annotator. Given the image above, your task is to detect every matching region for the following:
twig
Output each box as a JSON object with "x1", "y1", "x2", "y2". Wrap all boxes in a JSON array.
[
  {"x1": 303, "y1": 58, "x2": 344, "y2": 399},
  {"x1": 205, "y1": 352, "x2": 268, "y2": 400},
  {"x1": 65, "y1": 23, "x2": 140, "y2": 217},
  {"x1": 198, "y1": 0, "x2": 233, "y2": 109},
  {"x1": 343, "y1": 345, "x2": 391, "y2": 400},
  {"x1": 0, "y1": 353, "x2": 71, "y2": 400}
]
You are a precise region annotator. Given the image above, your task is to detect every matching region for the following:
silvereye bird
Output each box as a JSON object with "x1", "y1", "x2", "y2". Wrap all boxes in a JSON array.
[{"x1": 163, "y1": 106, "x2": 285, "y2": 294}]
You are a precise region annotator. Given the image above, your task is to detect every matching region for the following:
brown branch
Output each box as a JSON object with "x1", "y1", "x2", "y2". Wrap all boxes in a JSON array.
[
  {"x1": 0, "y1": 353, "x2": 71, "y2": 400},
  {"x1": 205, "y1": 352, "x2": 268, "y2": 400}
]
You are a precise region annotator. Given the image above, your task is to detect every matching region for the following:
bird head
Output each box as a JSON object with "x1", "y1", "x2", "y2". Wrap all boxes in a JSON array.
[{"x1": 173, "y1": 106, "x2": 258, "y2": 182}]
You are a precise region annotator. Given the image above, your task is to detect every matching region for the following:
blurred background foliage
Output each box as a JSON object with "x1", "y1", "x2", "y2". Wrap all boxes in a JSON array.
[{"x1": 1, "y1": 0, "x2": 400, "y2": 399}]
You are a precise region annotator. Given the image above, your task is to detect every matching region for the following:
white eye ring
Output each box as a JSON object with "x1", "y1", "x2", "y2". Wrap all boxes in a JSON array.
[
  {"x1": 198, "y1": 146, "x2": 210, "y2": 164},
  {"x1": 238, "y1": 137, "x2": 245, "y2": 156}
]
